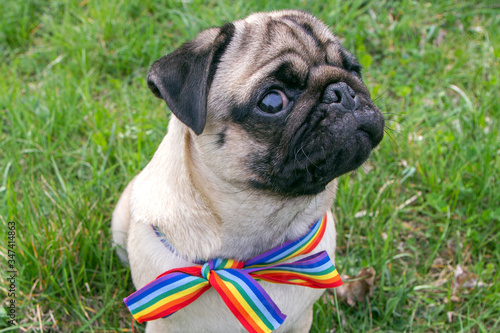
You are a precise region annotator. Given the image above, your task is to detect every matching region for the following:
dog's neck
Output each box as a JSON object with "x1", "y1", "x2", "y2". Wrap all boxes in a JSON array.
[{"x1": 131, "y1": 119, "x2": 336, "y2": 261}]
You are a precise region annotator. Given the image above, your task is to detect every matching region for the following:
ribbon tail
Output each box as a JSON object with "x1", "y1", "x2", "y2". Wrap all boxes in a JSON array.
[
  {"x1": 209, "y1": 269, "x2": 286, "y2": 333},
  {"x1": 124, "y1": 271, "x2": 209, "y2": 323}
]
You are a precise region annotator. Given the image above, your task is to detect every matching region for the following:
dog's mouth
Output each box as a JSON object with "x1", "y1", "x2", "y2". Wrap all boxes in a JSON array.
[{"x1": 249, "y1": 98, "x2": 385, "y2": 197}]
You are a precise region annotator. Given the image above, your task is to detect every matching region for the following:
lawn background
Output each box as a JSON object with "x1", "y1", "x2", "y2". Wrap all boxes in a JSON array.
[{"x1": 1, "y1": 0, "x2": 498, "y2": 332}]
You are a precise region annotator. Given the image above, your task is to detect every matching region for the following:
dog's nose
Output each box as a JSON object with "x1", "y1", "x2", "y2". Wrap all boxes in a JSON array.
[{"x1": 321, "y1": 82, "x2": 357, "y2": 111}]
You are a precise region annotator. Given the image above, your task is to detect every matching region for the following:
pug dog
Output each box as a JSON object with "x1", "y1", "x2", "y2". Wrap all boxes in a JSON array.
[{"x1": 112, "y1": 10, "x2": 384, "y2": 333}]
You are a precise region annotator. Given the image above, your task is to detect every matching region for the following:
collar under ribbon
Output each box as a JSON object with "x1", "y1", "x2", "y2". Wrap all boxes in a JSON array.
[{"x1": 123, "y1": 213, "x2": 342, "y2": 333}]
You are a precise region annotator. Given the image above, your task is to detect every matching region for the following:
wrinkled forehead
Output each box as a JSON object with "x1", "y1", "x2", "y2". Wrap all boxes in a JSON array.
[
  {"x1": 212, "y1": 12, "x2": 352, "y2": 101},
  {"x1": 243, "y1": 11, "x2": 344, "y2": 66}
]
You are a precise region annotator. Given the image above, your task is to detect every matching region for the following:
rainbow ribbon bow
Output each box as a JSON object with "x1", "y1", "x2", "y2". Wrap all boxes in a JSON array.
[{"x1": 124, "y1": 214, "x2": 342, "y2": 333}]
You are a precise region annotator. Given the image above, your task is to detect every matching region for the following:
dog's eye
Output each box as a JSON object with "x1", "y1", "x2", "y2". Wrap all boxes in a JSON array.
[{"x1": 258, "y1": 90, "x2": 288, "y2": 114}]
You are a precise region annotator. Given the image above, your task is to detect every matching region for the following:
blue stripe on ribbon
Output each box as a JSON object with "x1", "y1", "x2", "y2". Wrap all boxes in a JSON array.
[{"x1": 267, "y1": 258, "x2": 332, "y2": 274}]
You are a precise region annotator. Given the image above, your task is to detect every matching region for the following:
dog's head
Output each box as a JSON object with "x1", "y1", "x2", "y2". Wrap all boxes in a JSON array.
[{"x1": 147, "y1": 10, "x2": 384, "y2": 197}]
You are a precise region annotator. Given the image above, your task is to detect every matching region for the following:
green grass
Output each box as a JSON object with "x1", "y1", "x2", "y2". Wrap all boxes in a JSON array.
[{"x1": 1, "y1": 0, "x2": 498, "y2": 331}]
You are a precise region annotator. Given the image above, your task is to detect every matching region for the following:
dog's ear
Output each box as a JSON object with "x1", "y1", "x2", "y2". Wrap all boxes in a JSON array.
[{"x1": 147, "y1": 23, "x2": 235, "y2": 135}]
